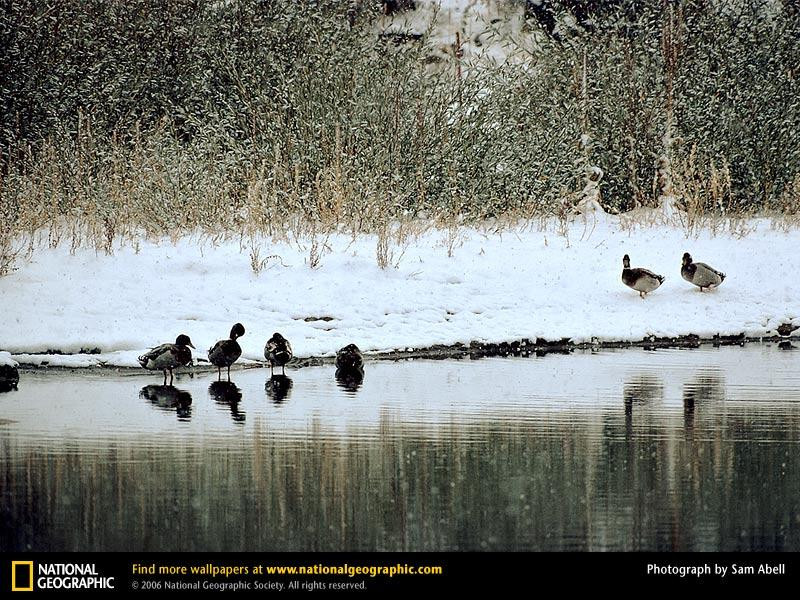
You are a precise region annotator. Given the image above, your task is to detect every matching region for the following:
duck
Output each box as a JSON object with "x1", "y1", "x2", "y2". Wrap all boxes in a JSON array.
[
  {"x1": 264, "y1": 332, "x2": 292, "y2": 375},
  {"x1": 681, "y1": 252, "x2": 725, "y2": 291},
  {"x1": 776, "y1": 322, "x2": 800, "y2": 338},
  {"x1": 621, "y1": 254, "x2": 665, "y2": 299},
  {"x1": 335, "y1": 344, "x2": 364, "y2": 375},
  {"x1": 207, "y1": 323, "x2": 245, "y2": 379},
  {"x1": 138, "y1": 334, "x2": 195, "y2": 384}
]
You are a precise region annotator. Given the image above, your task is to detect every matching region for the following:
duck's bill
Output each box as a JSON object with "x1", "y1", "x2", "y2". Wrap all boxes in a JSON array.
[{"x1": 188, "y1": 343, "x2": 196, "y2": 349}]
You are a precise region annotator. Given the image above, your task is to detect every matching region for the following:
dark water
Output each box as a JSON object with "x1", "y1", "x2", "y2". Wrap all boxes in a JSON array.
[{"x1": 1, "y1": 343, "x2": 799, "y2": 552}]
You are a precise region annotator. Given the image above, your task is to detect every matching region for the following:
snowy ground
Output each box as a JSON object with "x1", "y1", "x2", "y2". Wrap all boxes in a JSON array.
[
  {"x1": 0, "y1": 351, "x2": 18, "y2": 368},
  {"x1": 379, "y1": 0, "x2": 536, "y2": 71},
  {"x1": 1, "y1": 217, "x2": 798, "y2": 368}
]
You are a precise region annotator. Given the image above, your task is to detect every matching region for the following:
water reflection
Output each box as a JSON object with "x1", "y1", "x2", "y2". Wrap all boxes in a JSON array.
[
  {"x1": 623, "y1": 374, "x2": 663, "y2": 431},
  {"x1": 335, "y1": 369, "x2": 364, "y2": 394},
  {"x1": 139, "y1": 385, "x2": 193, "y2": 421},
  {"x1": 682, "y1": 372, "x2": 725, "y2": 434},
  {"x1": 779, "y1": 341, "x2": 796, "y2": 351},
  {"x1": 2, "y1": 346, "x2": 800, "y2": 552},
  {"x1": 265, "y1": 375, "x2": 293, "y2": 405},
  {"x1": 0, "y1": 364, "x2": 19, "y2": 393},
  {"x1": 4, "y1": 409, "x2": 800, "y2": 552},
  {"x1": 0, "y1": 381, "x2": 18, "y2": 393},
  {"x1": 209, "y1": 381, "x2": 245, "y2": 424},
  {"x1": 683, "y1": 372, "x2": 725, "y2": 407}
]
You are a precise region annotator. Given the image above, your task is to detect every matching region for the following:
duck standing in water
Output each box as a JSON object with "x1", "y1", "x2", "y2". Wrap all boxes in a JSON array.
[
  {"x1": 681, "y1": 252, "x2": 725, "y2": 291},
  {"x1": 621, "y1": 254, "x2": 665, "y2": 299},
  {"x1": 335, "y1": 344, "x2": 364, "y2": 375},
  {"x1": 265, "y1": 332, "x2": 292, "y2": 375},
  {"x1": 207, "y1": 323, "x2": 245, "y2": 380},
  {"x1": 138, "y1": 334, "x2": 195, "y2": 384},
  {"x1": 335, "y1": 344, "x2": 364, "y2": 392}
]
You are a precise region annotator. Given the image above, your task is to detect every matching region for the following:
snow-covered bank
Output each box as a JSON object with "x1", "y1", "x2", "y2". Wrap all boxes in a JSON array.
[
  {"x1": 1, "y1": 219, "x2": 798, "y2": 368},
  {"x1": 0, "y1": 351, "x2": 18, "y2": 368}
]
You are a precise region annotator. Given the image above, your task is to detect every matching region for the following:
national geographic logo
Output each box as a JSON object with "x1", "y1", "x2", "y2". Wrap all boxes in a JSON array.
[
  {"x1": 11, "y1": 561, "x2": 33, "y2": 592},
  {"x1": 10, "y1": 561, "x2": 115, "y2": 592}
]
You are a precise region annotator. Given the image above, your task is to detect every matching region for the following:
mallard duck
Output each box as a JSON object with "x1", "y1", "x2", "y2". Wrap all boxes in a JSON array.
[
  {"x1": 622, "y1": 254, "x2": 665, "y2": 299},
  {"x1": 776, "y1": 322, "x2": 800, "y2": 338},
  {"x1": 681, "y1": 252, "x2": 725, "y2": 291},
  {"x1": 335, "y1": 344, "x2": 364, "y2": 375},
  {"x1": 264, "y1": 332, "x2": 292, "y2": 375},
  {"x1": 207, "y1": 323, "x2": 245, "y2": 379},
  {"x1": 138, "y1": 334, "x2": 195, "y2": 384}
]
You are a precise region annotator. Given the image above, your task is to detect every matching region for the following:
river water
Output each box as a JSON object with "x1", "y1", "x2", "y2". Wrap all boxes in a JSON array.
[{"x1": 2, "y1": 343, "x2": 799, "y2": 551}]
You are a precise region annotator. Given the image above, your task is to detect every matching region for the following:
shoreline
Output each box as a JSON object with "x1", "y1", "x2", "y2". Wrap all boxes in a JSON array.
[
  {"x1": 12, "y1": 333, "x2": 796, "y2": 375},
  {"x1": 4, "y1": 220, "x2": 800, "y2": 370}
]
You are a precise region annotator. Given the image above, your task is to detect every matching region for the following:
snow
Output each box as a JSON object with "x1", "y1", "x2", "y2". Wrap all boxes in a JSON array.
[
  {"x1": 1, "y1": 218, "x2": 799, "y2": 368},
  {"x1": 379, "y1": 0, "x2": 536, "y2": 71},
  {"x1": 0, "y1": 351, "x2": 19, "y2": 368},
  {"x1": 576, "y1": 166, "x2": 605, "y2": 215}
]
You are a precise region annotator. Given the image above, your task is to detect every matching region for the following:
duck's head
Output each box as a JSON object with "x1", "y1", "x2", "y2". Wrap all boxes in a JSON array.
[
  {"x1": 175, "y1": 334, "x2": 195, "y2": 349},
  {"x1": 271, "y1": 332, "x2": 285, "y2": 342},
  {"x1": 230, "y1": 323, "x2": 245, "y2": 340},
  {"x1": 622, "y1": 254, "x2": 631, "y2": 269},
  {"x1": 682, "y1": 252, "x2": 692, "y2": 266},
  {"x1": 342, "y1": 343, "x2": 361, "y2": 354}
]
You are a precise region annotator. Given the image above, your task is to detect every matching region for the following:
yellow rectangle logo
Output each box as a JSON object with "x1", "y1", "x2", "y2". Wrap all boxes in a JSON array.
[{"x1": 11, "y1": 561, "x2": 34, "y2": 592}]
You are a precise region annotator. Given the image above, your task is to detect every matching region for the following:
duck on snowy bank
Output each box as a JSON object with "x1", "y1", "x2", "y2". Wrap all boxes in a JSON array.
[
  {"x1": 776, "y1": 322, "x2": 799, "y2": 338},
  {"x1": 621, "y1": 255, "x2": 665, "y2": 299},
  {"x1": 681, "y1": 253, "x2": 726, "y2": 291},
  {"x1": 138, "y1": 334, "x2": 195, "y2": 384},
  {"x1": 208, "y1": 323, "x2": 245, "y2": 380}
]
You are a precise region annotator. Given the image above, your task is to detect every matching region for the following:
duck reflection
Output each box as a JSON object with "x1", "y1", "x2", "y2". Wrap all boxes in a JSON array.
[
  {"x1": 778, "y1": 341, "x2": 796, "y2": 351},
  {"x1": 623, "y1": 375, "x2": 664, "y2": 431},
  {"x1": 266, "y1": 375, "x2": 293, "y2": 405},
  {"x1": 683, "y1": 372, "x2": 725, "y2": 432},
  {"x1": 209, "y1": 380, "x2": 245, "y2": 423},
  {"x1": 335, "y1": 369, "x2": 364, "y2": 394},
  {"x1": 139, "y1": 385, "x2": 193, "y2": 420}
]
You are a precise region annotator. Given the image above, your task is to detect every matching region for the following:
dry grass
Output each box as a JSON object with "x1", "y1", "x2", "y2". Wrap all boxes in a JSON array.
[
  {"x1": 2, "y1": 127, "x2": 798, "y2": 275},
  {"x1": 1, "y1": 2, "x2": 798, "y2": 273}
]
